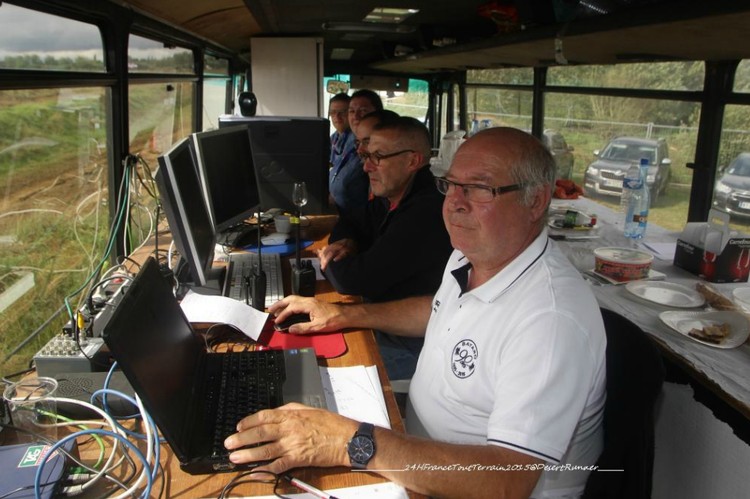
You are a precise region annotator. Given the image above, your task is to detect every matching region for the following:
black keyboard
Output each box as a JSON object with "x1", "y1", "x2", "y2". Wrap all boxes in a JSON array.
[
  {"x1": 210, "y1": 351, "x2": 286, "y2": 456},
  {"x1": 225, "y1": 252, "x2": 284, "y2": 308}
]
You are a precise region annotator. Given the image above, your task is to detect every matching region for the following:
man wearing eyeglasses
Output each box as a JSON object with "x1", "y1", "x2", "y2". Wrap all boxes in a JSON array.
[
  {"x1": 328, "y1": 92, "x2": 369, "y2": 219},
  {"x1": 227, "y1": 127, "x2": 606, "y2": 499},
  {"x1": 319, "y1": 116, "x2": 452, "y2": 380}
]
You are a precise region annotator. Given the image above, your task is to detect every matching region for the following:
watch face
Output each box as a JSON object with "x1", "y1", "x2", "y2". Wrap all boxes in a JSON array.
[{"x1": 349, "y1": 435, "x2": 375, "y2": 463}]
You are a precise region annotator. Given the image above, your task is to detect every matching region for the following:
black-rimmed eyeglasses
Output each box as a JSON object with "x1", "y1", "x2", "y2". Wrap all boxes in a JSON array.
[
  {"x1": 359, "y1": 149, "x2": 415, "y2": 166},
  {"x1": 435, "y1": 176, "x2": 524, "y2": 203}
]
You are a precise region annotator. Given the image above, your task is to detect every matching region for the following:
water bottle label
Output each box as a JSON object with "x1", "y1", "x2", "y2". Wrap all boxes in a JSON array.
[
  {"x1": 624, "y1": 177, "x2": 643, "y2": 189},
  {"x1": 630, "y1": 212, "x2": 648, "y2": 225}
]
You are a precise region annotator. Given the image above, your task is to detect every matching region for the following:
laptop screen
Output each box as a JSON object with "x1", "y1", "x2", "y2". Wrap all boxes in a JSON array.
[{"x1": 103, "y1": 257, "x2": 202, "y2": 458}]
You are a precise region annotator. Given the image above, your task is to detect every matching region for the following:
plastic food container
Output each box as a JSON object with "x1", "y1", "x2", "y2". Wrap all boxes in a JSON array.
[{"x1": 594, "y1": 247, "x2": 654, "y2": 282}]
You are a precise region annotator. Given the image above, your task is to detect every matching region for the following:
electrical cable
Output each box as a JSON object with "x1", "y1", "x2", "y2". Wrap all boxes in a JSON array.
[{"x1": 34, "y1": 429, "x2": 153, "y2": 499}]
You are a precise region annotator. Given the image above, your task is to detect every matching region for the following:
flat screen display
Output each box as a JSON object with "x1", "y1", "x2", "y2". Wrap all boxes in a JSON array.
[
  {"x1": 218, "y1": 115, "x2": 331, "y2": 214},
  {"x1": 191, "y1": 126, "x2": 261, "y2": 233},
  {"x1": 155, "y1": 138, "x2": 216, "y2": 287}
]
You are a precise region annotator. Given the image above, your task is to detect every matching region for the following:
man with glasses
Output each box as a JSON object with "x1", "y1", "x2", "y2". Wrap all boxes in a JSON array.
[
  {"x1": 328, "y1": 92, "x2": 368, "y2": 219},
  {"x1": 227, "y1": 128, "x2": 606, "y2": 499},
  {"x1": 319, "y1": 116, "x2": 452, "y2": 380}
]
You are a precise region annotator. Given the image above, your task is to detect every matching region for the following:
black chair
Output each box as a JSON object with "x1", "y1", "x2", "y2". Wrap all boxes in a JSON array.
[{"x1": 583, "y1": 308, "x2": 665, "y2": 499}]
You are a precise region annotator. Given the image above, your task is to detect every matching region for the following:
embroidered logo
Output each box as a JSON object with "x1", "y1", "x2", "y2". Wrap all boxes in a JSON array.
[{"x1": 451, "y1": 339, "x2": 478, "y2": 378}]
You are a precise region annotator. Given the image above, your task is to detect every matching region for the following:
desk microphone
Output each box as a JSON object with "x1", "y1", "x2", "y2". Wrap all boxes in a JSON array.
[
  {"x1": 250, "y1": 211, "x2": 266, "y2": 310},
  {"x1": 292, "y1": 211, "x2": 315, "y2": 297}
]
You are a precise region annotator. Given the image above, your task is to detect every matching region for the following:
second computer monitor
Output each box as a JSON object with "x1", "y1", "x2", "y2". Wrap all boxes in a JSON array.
[
  {"x1": 218, "y1": 115, "x2": 331, "y2": 214},
  {"x1": 191, "y1": 126, "x2": 261, "y2": 233}
]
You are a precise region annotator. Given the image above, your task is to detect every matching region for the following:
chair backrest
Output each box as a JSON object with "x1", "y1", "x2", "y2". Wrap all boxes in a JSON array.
[{"x1": 583, "y1": 308, "x2": 665, "y2": 499}]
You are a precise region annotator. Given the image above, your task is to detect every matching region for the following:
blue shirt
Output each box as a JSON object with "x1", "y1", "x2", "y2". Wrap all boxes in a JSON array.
[{"x1": 329, "y1": 130, "x2": 369, "y2": 217}]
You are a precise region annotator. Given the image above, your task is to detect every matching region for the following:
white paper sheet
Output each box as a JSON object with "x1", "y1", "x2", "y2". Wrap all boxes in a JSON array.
[
  {"x1": 179, "y1": 291, "x2": 269, "y2": 340},
  {"x1": 320, "y1": 365, "x2": 390, "y2": 429},
  {"x1": 229, "y1": 481, "x2": 409, "y2": 499}
]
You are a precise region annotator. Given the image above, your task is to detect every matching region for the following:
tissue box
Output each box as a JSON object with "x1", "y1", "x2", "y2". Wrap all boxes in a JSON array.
[{"x1": 673, "y1": 211, "x2": 750, "y2": 282}]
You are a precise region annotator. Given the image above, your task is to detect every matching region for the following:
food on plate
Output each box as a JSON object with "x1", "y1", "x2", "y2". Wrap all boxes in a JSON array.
[
  {"x1": 688, "y1": 322, "x2": 731, "y2": 344},
  {"x1": 695, "y1": 282, "x2": 737, "y2": 311}
]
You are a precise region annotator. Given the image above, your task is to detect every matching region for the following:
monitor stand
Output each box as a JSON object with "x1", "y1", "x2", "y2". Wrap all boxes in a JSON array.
[{"x1": 174, "y1": 259, "x2": 227, "y2": 297}]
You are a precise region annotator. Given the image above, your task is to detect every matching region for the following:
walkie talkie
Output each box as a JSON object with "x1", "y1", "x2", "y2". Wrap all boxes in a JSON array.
[
  {"x1": 250, "y1": 211, "x2": 266, "y2": 310},
  {"x1": 292, "y1": 209, "x2": 316, "y2": 297}
]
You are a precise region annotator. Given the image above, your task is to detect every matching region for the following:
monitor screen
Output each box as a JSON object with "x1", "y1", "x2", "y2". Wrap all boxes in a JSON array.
[
  {"x1": 155, "y1": 137, "x2": 216, "y2": 288},
  {"x1": 191, "y1": 126, "x2": 261, "y2": 233},
  {"x1": 218, "y1": 115, "x2": 331, "y2": 214}
]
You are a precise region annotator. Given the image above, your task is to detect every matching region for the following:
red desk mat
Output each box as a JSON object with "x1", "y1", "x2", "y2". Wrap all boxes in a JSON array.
[{"x1": 256, "y1": 320, "x2": 347, "y2": 359}]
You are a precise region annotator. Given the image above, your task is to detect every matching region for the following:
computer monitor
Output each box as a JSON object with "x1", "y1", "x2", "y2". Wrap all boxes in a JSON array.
[
  {"x1": 218, "y1": 115, "x2": 331, "y2": 214},
  {"x1": 155, "y1": 137, "x2": 217, "y2": 289},
  {"x1": 190, "y1": 126, "x2": 261, "y2": 233}
]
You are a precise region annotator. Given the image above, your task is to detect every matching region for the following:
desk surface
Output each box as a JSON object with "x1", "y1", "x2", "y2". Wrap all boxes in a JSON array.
[
  {"x1": 78, "y1": 215, "x2": 411, "y2": 498},
  {"x1": 551, "y1": 198, "x2": 750, "y2": 419}
]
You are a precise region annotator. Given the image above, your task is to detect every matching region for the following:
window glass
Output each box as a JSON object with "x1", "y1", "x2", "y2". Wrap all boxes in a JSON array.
[
  {"x1": 733, "y1": 60, "x2": 750, "y2": 93},
  {"x1": 204, "y1": 54, "x2": 229, "y2": 76},
  {"x1": 203, "y1": 78, "x2": 229, "y2": 131},
  {"x1": 128, "y1": 82, "x2": 194, "y2": 161},
  {"x1": 544, "y1": 92, "x2": 698, "y2": 231},
  {"x1": 0, "y1": 87, "x2": 109, "y2": 374},
  {"x1": 466, "y1": 87, "x2": 532, "y2": 133},
  {"x1": 467, "y1": 68, "x2": 533, "y2": 85},
  {"x1": 128, "y1": 34, "x2": 194, "y2": 74},
  {"x1": 0, "y1": 4, "x2": 105, "y2": 72},
  {"x1": 714, "y1": 104, "x2": 750, "y2": 232},
  {"x1": 547, "y1": 62, "x2": 704, "y2": 91},
  {"x1": 383, "y1": 79, "x2": 429, "y2": 122}
]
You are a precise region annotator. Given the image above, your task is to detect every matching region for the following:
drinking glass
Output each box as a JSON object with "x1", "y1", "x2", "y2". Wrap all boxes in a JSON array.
[{"x1": 292, "y1": 181, "x2": 308, "y2": 210}]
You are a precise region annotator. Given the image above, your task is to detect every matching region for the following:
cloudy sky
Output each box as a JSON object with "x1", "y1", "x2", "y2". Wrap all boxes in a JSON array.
[{"x1": 0, "y1": 3, "x2": 170, "y2": 59}]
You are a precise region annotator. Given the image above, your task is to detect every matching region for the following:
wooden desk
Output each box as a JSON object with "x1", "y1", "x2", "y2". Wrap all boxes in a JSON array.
[{"x1": 79, "y1": 215, "x2": 409, "y2": 498}]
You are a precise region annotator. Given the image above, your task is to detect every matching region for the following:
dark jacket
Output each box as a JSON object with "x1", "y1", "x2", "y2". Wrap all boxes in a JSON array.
[{"x1": 325, "y1": 166, "x2": 452, "y2": 303}]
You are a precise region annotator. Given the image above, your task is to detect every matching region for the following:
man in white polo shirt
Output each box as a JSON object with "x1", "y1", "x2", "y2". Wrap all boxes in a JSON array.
[{"x1": 225, "y1": 127, "x2": 606, "y2": 499}]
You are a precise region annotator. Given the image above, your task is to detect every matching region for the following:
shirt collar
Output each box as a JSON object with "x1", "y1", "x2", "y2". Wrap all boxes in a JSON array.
[{"x1": 449, "y1": 228, "x2": 550, "y2": 302}]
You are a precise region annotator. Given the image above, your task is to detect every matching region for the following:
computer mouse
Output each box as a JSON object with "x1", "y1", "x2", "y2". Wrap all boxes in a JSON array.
[{"x1": 261, "y1": 232, "x2": 290, "y2": 246}]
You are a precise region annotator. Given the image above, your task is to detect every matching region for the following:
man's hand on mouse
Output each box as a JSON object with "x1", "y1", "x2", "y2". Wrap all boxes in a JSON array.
[{"x1": 269, "y1": 296, "x2": 345, "y2": 334}]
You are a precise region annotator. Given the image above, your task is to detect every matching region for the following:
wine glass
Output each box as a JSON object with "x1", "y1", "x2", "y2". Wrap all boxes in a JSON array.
[{"x1": 292, "y1": 181, "x2": 308, "y2": 211}]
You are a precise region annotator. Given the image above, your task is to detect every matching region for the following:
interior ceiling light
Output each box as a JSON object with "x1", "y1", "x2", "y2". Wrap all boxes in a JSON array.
[
  {"x1": 322, "y1": 21, "x2": 417, "y2": 34},
  {"x1": 331, "y1": 48, "x2": 355, "y2": 60},
  {"x1": 363, "y1": 7, "x2": 419, "y2": 24}
]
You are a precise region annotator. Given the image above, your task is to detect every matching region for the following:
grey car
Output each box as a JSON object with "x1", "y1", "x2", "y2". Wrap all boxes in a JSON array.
[
  {"x1": 713, "y1": 152, "x2": 750, "y2": 218},
  {"x1": 583, "y1": 137, "x2": 671, "y2": 203},
  {"x1": 542, "y1": 129, "x2": 575, "y2": 180}
]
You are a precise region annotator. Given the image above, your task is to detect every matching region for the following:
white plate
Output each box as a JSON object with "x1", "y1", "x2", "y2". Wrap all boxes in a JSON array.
[
  {"x1": 659, "y1": 310, "x2": 750, "y2": 349},
  {"x1": 625, "y1": 281, "x2": 706, "y2": 308}
]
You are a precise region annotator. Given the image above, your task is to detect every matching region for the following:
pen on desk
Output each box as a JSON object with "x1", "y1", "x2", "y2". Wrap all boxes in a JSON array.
[{"x1": 283, "y1": 474, "x2": 340, "y2": 499}]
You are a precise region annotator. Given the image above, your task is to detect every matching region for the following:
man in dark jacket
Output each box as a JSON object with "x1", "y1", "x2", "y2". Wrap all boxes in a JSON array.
[{"x1": 318, "y1": 116, "x2": 452, "y2": 379}]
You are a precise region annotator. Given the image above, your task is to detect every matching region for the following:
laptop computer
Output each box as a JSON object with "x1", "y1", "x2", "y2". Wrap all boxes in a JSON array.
[{"x1": 102, "y1": 257, "x2": 327, "y2": 475}]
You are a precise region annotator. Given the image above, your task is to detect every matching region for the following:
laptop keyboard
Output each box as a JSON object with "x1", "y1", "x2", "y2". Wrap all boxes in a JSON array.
[
  {"x1": 209, "y1": 351, "x2": 286, "y2": 457},
  {"x1": 225, "y1": 252, "x2": 284, "y2": 308}
]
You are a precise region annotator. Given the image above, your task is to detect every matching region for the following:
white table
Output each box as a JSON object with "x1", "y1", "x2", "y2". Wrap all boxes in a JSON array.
[{"x1": 550, "y1": 198, "x2": 750, "y2": 418}]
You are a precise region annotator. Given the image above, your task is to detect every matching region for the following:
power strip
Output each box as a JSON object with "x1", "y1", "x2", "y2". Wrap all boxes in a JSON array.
[{"x1": 33, "y1": 336, "x2": 109, "y2": 377}]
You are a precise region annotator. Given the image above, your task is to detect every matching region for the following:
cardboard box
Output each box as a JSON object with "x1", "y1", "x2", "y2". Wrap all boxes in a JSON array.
[{"x1": 673, "y1": 210, "x2": 750, "y2": 283}]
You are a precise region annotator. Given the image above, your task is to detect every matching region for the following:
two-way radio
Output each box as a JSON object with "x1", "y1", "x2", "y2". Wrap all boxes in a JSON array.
[
  {"x1": 291, "y1": 210, "x2": 316, "y2": 297},
  {"x1": 250, "y1": 211, "x2": 266, "y2": 310}
]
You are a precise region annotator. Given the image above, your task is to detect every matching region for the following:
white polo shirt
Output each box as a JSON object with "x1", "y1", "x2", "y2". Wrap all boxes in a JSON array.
[{"x1": 408, "y1": 230, "x2": 606, "y2": 498}]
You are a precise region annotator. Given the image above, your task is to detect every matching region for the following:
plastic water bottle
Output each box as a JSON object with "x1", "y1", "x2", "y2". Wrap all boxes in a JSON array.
[
  {"x1": 620, "y1": 161, "x2": 640, "y2": 215},
  {"x1": 624, "y1": 158, "x2": 650, "y2": 239}
]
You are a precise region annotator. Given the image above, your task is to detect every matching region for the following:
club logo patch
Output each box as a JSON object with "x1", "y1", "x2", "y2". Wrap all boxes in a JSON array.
[{"x1": 451, "y1": 339, "x2": 478, "y2": 378}]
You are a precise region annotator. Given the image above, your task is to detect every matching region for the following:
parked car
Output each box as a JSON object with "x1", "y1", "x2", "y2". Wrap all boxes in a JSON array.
[
  {"x1": 542, "y1": 129, "x2": 575, "y2": 180},
  {"x1": 583, "y1": 136, "x2": 672, "y2": 203},
  {"x1": 523, "y1": 129, "x2": 575, "y2": 180},
  {"x1": 713, "y1": 152, "x2": 750, "y2": 218}
]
